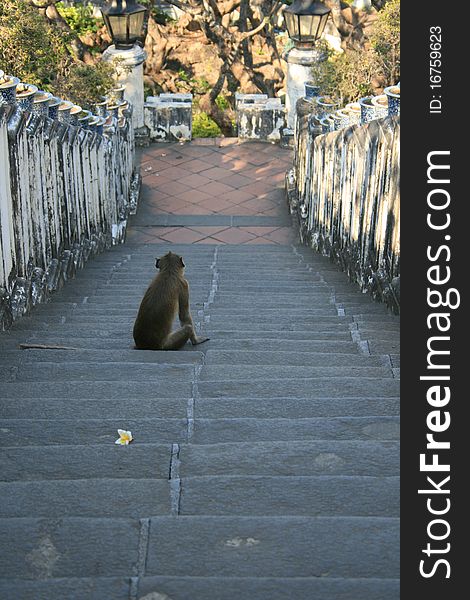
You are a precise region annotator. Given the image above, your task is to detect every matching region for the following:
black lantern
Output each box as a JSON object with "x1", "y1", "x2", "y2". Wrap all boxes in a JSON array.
[
  {"x1": 284, "y1": 0, "x2": 331, "y2": 46},
  {"x1": 102, "y1": 0, "x2": 148, "y2": 50}
]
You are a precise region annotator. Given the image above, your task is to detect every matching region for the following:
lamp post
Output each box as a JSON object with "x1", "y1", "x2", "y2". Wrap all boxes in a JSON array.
[
  {"x1": 101, "y1": 0, "x2": 148, "y2": 130},
  {"x1": 282, "y1": 0, "x2": 331, "y2": 128}
]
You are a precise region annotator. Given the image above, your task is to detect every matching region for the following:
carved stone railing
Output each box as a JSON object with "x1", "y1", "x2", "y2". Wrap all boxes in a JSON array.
[
  {"x1": 287, "y1": 113, "x2": 400, "y2": 313},
  {"x1": 0, "y1": 90, "x2": 140, "y2": 330}
]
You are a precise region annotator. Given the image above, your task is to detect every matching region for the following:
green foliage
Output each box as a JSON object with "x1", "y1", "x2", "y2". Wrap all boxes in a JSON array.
[
  {"x1": 0, "y1": 0, "x2": 114, "y2": 108},
  {"x1": 178, "y1": 69, "x2": 190, "y2": 83},
  {"x1": 0, "y1": 0, "x2": 69, "y2": 90},
  {"x1": 192, "y1": 112, "x2": 222, "y2": 138},
  {"x1": 177, "y1": 71, "x2": 211, "y2": 96},
  {"x1": 215, "y1": 94, "x2": 230, "y2": 111},
  {"x1": 138, "y1": 0, "x2": 176, "y2": 24},
  {"x1": 369, "y1": 0, "x2": 400, "y2": 81},
  {"x1": 56, "y1": 1, "x2": 99, "y2": 35},
  {"x1": 310, "y1": 1, "x2": 400, "y2": 104},
  {"x1": 55, "y1": 61, "x2": 115, "y2": 108}
]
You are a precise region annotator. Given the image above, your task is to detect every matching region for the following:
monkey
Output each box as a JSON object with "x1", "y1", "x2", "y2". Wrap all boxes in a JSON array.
[{"x1": 133, "y1": 251, "x2": 209, "y2": 351}]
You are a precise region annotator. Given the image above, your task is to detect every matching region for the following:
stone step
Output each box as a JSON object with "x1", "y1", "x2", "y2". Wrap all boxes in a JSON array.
[
  {"x1": 0, "y1": 577, "x2": 130, "y2": 600},
  {"x1": 179, "y1": 475, "x2": 399, "y2": 517},
  {"x1": 354, "y1": 313, "x2": 400, "y2": 322},
  {"x1": 197, "y1": 377, "x2": 400, "y2": 399},
  {"x1": 32, "y1": 306, "x2": 341, "y2": 321},
  {"x1": 0, "y1": 517, "x2": 139, "y2": 578},
  {"x1": 1, "y1": 397, "x2": 188, "y2": 419},
  {"x1": 0, "y1": 348, "x2": 204, "y2": 365},
  {"x1": 0, "y1": 418, "x2": 188, "y2": 447},
  {"x1": 0, "y1": 444, "x2": 172, "y2": 481},
  {"x1": 10, "y1": 362, "x2": 195, "y2": 383},
  {"x1": 135, "y1": 576, "x2": 399, "y2": 600},
  {"x1": 178, "y1": 440, "x2": 399, "y2": 477},
  {"x1": 11, "y1": 334, "x2": 358, "y2": 350},
  {"x1": 369, "y1": 340, "x2": 400, "y2": 354},
  {"x1": 204, "y1": 318, "x2": 353, "y2": 329},
  {"x1": 342, "y1": 304, "x2": 397, "y2": 314},
  {"x1": 205, "y1": 337, "x2": 360, "y2": 349},
  {"x1": 11, "y1": 320, "x2": 354, "y2": 334},
  {"x1": 81, "y1": 304, "x2": 342, "y2": 315},
  {"x1": 199, "y1": 365, "x2": 393, "y2": 381},
  {"x1": 190, "y1": 417, "x2": 399, "y2": 443},
  {"x1": 0, "y1": 479, "x2": 171, "y2": 518},
  {"x1": 204, "y1": 350, "x2": 389, "y2": 367},
  {"x1": 1, "y1": 395, "x2": 400, "y2": 421},
  {"x1": 0, "y1": 416, "x2": 399, "y2": 447},
  {"x1": 142, "y1": 516, "x2": 399, "y2": 578},
  {"x1": 357, "y1": 326, "x2": 400, "y2": 335},
  {"x1": 50, "y1": 294, "x2": 340, "y2": 306},
  {"x1": 0, "y1": 380, "x2": 191, "y2": 399},
  {"x1": 113, "y1": 271, "x2": 322, "y2": 280}
]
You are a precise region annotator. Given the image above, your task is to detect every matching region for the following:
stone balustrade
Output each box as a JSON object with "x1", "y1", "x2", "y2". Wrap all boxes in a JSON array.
[
  {"x1": 235, "y1": 93, "x2": 286, "y2": 142},
  {"x1": 0, "y1": 78, "x2": 140, "y2": 330},
  {"x1": 144, "y1": 93, "x2": 193, "y2": 142},
  {"x1": 287, "y1": 105, "x2": 400, "y2": 312}
]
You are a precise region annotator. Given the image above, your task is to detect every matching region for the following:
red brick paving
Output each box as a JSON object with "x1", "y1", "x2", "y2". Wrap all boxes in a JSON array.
[{"x1": 131, "y1": 138, "x2": 294, "y2": 245}]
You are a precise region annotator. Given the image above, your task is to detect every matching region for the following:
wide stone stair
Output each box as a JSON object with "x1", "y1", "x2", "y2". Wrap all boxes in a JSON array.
[{"x1": 0, "y1": 242, "x2": 399, "y2": 599}]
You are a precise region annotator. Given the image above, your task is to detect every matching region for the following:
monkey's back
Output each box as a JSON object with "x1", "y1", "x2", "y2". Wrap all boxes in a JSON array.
[{"x1": 133, "y1": 273, "x2": 181, "y2": 349}]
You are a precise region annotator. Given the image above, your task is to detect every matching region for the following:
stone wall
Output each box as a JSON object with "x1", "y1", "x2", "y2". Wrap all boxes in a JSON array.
[
  {"x1": 236, "y1": 94, "x2": 286, "y2": 143},
  {"x1": 0, "y1": 98, "x2": 140, "y2": 330},
  {"x1": 287, "y1": 113, "x2": 400, "y2": 312}
]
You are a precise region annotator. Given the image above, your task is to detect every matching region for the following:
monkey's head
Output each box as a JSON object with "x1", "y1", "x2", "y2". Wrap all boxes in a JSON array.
[{"x1": 155, "y1": 251, "x2": 185, "y2": 272}]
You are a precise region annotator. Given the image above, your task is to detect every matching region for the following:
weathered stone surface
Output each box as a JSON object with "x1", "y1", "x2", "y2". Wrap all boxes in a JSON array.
[
  {"x1": 0, "y1": 348, "x2": 204, "y2": 365},
  {"x1": 197, "y1": 377, "x2": 400, "y2": 399},
  {"x1": 0, "y1": 445, "x2": 172, "y2": 481},
  {"x1": 0, "y1": 380, "x2": 191, "y2": 399},
  {"x1": 191, "y1": 417, "x2": 400, "y2": 443},
  {"x1": 0, "y1": 578, "x2": 131, "y2": 600},
  {"x1": 0, "y1": 479, "x2": 171, "y2": 518},
  {"x1": 0, "y1": 418, "x2": 187, "y2": 447},
  {"x1": 195, "y1": 397, "x2": 400, "y2": 419},
  {"x1": 144, "y1": 94, "x2": 192, "y2": 142},
  {"x1": 178, "y1": 441, "x2": 399, "y2": 477},
  {"x1": 145, "y1": 516, "x2": 399, "y2": 577},
  {"x1": 1, "y1": 397, "x2": 188, "y2": 419},
  {"x1": 0, "y1": 103, "x2": 137, "y2": 330},
  {"x1": 136, "y1": 576, "x2": 399, "y2": 600},
  {"x1": 180, "y1": 475, "x2": 400, "y2": 517},
  {"x1": 0, "y1": 518, "x2": 139, "y2": 578},
  {"x1": 11, "y1": 362, "x2": 195, "y2": 382},
  {"x1": 199, "y1": 365, "x2": 393, "y2": 380},
  {"x1": 237, "y1": 97, "x2": 286, "y2": 142},
  {"x1": 204, "y1": 350, "x2": 388, "y2": 367}
]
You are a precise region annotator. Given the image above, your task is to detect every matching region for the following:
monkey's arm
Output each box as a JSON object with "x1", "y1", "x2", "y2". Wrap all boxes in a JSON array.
[{"x1": 179, "y1": 281, "x2": 209, "y2": 345}]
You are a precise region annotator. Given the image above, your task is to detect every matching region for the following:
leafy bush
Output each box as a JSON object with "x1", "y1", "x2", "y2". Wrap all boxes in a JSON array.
[
  {"x1": 56, "y1": 1, "x2": 99, "y2": 35},
  {"x1": 0, "y1": 0, "x2": 114, "y2": 108},
  {"x1": 192, "y1": 112, "x2": 221, "y2": 138},
  {"x1": 55, "y1": 61, "x2": 115, "y2": 108},
  {"x1": 310, "y1": 0, "x2": 400, "y2": 103},
  {"x1": 369, "y1": 0, "x2": 400, "y2": 83},
  {"x1": 215, "y1": 94, "x2": 230, "y2": 111},
  {"x1": 0, "y1": 0, "x2": 69, "y2": 89}
]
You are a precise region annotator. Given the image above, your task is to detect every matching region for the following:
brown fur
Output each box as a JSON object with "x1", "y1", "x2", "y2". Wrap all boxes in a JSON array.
[{"x1": 133, "y1": 252, "x2": 209, "y2": 351}]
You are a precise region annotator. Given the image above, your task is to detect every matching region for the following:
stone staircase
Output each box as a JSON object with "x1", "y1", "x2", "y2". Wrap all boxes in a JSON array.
[{"x1": 0, "y1": 241, "x2": 399, "y2": 599}]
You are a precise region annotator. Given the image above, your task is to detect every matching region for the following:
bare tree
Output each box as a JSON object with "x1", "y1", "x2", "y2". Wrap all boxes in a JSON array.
[{"x1": 161, "y1": 0, "x2": 284, "y2": 129}]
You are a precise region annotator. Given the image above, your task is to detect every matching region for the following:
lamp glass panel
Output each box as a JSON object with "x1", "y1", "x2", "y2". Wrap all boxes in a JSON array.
[
  {"x1": 110, "y1": 15, "x2": 128, "y2": 42},
  {"x1": 284, "y1": 11, "x2": 298, "y2": 39},
  {"x1": 299, "y1": 14, "x2": 321, "y2": 41},
  {"x1": 316, "y1": 14, "x2": 329, "y2": 39},
  {"x1": 129, "y1": 12, "x2": 145, "y2": 38}
]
